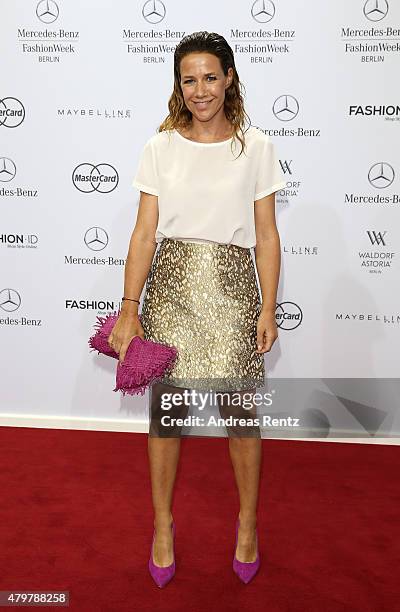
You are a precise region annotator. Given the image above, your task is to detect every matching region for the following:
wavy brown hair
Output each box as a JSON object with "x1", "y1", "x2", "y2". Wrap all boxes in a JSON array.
[{"x1": 158, "y1": 31, "x2": 252, "y2": 158}]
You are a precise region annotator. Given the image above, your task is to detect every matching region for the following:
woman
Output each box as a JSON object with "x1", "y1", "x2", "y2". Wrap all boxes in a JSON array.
[{"x1": 108, "y1": 31, "x2": 285, "y2": 587}]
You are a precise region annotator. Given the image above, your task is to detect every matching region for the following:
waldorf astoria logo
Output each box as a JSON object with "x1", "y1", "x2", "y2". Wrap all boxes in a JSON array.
[
  {"x1": 72, "y1": 163, "x2": 119, "y2": 193},
  {"x1": 358, "y1": 230, "x2": 395, "y2": 275},
  {"x1": 340, "y1": 1, "x2": 399, "y2": 63},
  {"x1": 17, "y1": 1, "x2": 79, "y2": 63},
  {"x1": 0, "y1": 98, "x2": 25, "y2": 128}
]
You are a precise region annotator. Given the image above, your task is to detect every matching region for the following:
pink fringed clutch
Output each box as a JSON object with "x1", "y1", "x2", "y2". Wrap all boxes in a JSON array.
[{"x1": 88, "y1": 311, "x2": 178, "y2": 396}]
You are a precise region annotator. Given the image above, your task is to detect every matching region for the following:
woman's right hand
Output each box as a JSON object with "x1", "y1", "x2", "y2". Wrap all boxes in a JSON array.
[{"x1": 108, "y1": 312, "x2": 144, "y2": 364}]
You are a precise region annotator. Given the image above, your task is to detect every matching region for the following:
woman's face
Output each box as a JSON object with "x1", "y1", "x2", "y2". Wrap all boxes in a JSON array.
[{"x1": 179, "y1": 52, "x2": 233, "y2": 123}]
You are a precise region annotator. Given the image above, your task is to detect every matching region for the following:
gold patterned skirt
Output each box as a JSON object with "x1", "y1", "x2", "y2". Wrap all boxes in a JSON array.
[{"x1": 140, "y1": 238, "x2": 265, "y2": 392}]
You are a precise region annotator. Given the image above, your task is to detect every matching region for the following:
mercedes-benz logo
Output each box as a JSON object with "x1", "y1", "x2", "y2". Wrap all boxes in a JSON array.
[
  {"x1": 0, "y1": 97, "x2": 25, "y2": 128},
  {"x1": 251, "y1": 0, "x2": 275, "y2": 23},
  {"x1": 84, "y1": 227, "x2": 109, "y2": 251},
  {"x1": 72, "y1": 163, "x2": 119, "y2": 193},
  {"x1": 272, "y1": 95, "x2": 299, "y2": 122},
  {"x1": 0, "y1": 157, "x2": 17, "y2": 182},
  {"x1": 275, "y1": 301, "x2": 303, "y2": 330},
  {"x1": 363, "y1": 0, "x2": 389, "y2": 22},
  {"x1": 368, "y1": 162, "x2": 395, "y2": 189},
  {"x1": 0, "y1": 288, "x2": 21, "y2": 312},
  {"x1": 142, "y1": 0, "x2": 166, "y2": 24},
  {"x1": 36, "y1": 0, "x2": 59, "y2": 24}
]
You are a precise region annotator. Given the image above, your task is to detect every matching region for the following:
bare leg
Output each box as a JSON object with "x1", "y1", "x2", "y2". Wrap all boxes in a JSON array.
[
  {"x1": 217, "y1": 387, "x2": 261, "y2": 562},
  {"x1": 147, "y1": 382, "x2": 190, "y2": 566}
]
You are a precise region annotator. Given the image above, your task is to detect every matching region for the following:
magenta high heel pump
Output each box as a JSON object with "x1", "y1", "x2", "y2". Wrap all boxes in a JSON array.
[
  {"x1": 148, "y1": 521, "x2": 176, "y2": 588},
  {"x1": 232, "y1": 518, "x2": 260, "y2": 584}
]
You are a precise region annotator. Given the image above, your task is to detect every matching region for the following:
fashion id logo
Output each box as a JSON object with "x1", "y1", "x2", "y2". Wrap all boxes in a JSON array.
[
  {"x1": 65, "y1": 299, "x2": 123, "y2": 315},
  {"x1": 0, "y1": 233, "x2": 39, "y2": 250}
]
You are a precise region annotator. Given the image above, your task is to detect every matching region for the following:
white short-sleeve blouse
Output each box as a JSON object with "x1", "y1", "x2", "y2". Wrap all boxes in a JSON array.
[{"x1": 132, "y1": 126, "x2": 285, "y2": 249}]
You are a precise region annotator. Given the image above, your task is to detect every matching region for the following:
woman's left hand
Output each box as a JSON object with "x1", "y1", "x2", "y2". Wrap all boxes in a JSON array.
[{"x1": 256, "y1": 310, "x2": 278, "y2": 354}]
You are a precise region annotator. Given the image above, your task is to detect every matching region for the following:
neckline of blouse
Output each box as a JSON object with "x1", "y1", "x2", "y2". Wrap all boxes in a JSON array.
[{"x1": 173, "y1": 128, "x2": 234, "y2": 147}]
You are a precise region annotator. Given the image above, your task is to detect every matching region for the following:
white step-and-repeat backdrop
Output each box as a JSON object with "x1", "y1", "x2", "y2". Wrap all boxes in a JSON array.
[{"x1": 1, "y1": 1, "x2": 399, "y2": 437}]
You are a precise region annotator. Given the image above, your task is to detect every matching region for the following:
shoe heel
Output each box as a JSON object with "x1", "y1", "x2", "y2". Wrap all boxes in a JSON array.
[
  {"x1": 148, "y1": 521, "x2": 176, "y2": 588},
  {"x1": 232, "y1": 518, "x2": 260, "y2": 584}
]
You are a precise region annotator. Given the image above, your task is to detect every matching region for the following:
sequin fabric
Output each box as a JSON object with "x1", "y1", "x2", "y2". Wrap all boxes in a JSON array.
[{"x1": 140, "y1": 238, "x2": 265, "y2": 392}]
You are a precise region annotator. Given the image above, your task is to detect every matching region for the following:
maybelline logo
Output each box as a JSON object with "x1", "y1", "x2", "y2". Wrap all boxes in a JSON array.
[
  {"x1": 282, "y1": 245, "x2": 318, "y2": 256},
  {"x1": 0, "y1": 234, "x2": 39, "y2": 249},
  {"x1": 341, "y1": 1, "x2": 399, "y2": 61},
  {"x1": 17, "y1": 1, "x2": 79, "y2": 61},
  {"x1": 229, "y1": 1, "x2": 295, "y2": 60},
  {"x1": 275, "y1": 301, "x2": 303, "y2": 330},
  {"x1": 72, "y1": 164, "x2": 119, "y2": 193},
  {"x1": 335, "y1": 311, "x2": 400, "y2": 324},
  {"x1": 0, "y1": 98, "x2": 25, "y2": 128},
  {"x1": 345, "y1": 162, "x2": 399, "y2": 205},
  {"x1": 0, "y1": 157, "x2": 38, "y2": 198},
  {"x1": 64, "y1": 227, "x2": 126, "y2": 267},
  {"x1": 57, "y1": 107, "x2": 132, "y2": 120},
  {"x1": 0, "y1": 288, "x2": 42, "y2": 326},
  {"x1": 358, "y1": 230, "x2": 395, "y2": 274},
  {"x1": 349, "y1": 105, "x2": 400, "y2": 120}
]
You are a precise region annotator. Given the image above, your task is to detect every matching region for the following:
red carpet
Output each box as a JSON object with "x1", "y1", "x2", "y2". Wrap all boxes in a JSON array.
[{"x1": 0, "y1": 427, "x2": 398, "y2": 611}]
